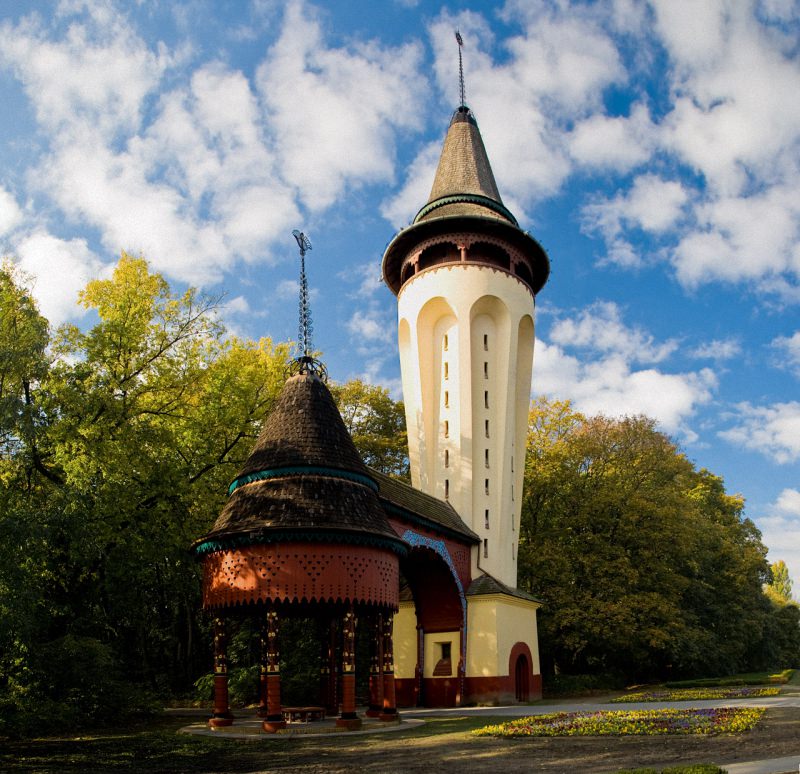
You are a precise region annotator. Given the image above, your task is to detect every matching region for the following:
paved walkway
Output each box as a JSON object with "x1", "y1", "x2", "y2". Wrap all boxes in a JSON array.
[{"x1": 179, "y1": 693, "x2": 800, "y2": 773}]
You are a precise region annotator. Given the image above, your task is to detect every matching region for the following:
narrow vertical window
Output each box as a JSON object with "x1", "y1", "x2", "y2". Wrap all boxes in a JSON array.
[
  {"x1": 444, "y1": 361, "x2": 449, "y2": 379},
  {"x1": 443, "y1": 334, "x2": 449, "y2": 351},
  {"x1": 483, "y1": 539, "x2": 488, "y2": 558},
  {"x1": 444, "y1": 390, "x2": 449, "y2": 408},
  {"x1": 483, "y1": 333, "x2": 488, "y2": 351},
  {"x1": 444, "y1": 420, "x2": 449, "y2": 438},
  {"x1": 511, "y1": 484, "x2": 514, "y2": 501},
  {"x1": 485, "y1": 419, "x2": 489, "y2": 438},
  {"x1": 445, "y1": 479, "x2": 449, "y2": 500},
  {"x1": 484, "y1": 509, "x2": 489, "y2": 529},
  {"x1": 512, "y1": 543, "x2": 516, "y2": 560},
  {"x1": 483, "y1": 361, "x2": 488, "y2": 379},
  {"x1": 511, "y1": 456, "x2": 514, "y2": 473},
  {"x1": 484, "y1": 391, "x2": 489, "y2": 409},
  {"x1": 444, "y1": 449, "x2": 449, "y2": 468},
  {"x1": 484, "y1": 449, "x2": 489, "y2": 468},
  {"x1": 484, "y1": 478, "x2": 489, "y2": 495}
]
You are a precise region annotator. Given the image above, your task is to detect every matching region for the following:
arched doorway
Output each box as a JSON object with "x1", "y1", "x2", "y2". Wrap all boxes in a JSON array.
[
  {"x1": 394, "y1": 538, "x2": 466, "y2": 708},
  {"x1": 514, "y1": 653, "x2": 530, "y2": 701}
]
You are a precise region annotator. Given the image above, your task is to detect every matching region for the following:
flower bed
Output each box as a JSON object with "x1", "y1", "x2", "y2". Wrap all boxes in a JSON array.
[
  {"x1": 472, "y1": 707, "x2": 765, "y2": 737},
  {"x1": 612, "y1": 687, "x2": 780, "y2": 703}
]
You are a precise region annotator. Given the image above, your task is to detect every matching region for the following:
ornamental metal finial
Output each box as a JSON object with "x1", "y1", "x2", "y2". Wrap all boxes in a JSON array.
[
  {"x1": 289, "y1": 229, "x2": 327, "y2": 380},
  {"x1": 455, "y1": 30, "x2": 466, "y2": 108}
]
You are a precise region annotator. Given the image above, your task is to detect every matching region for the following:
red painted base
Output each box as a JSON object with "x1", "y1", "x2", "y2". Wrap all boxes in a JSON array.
[
  {"x1": 261, "y1": 720, "x2": 287, "y2": 733},
  {"x1": 379, "y1": 712, "x2": 399, "y2": 722},
  {"x1": 335, "y1": 717, "x2": 363, "y2": 730},
  {"x1": 365, "y1": 708, "x2": 381, "y2": 718},
  {"x1": 208, "y1": 716, "x2": 234, "y2": 728}
]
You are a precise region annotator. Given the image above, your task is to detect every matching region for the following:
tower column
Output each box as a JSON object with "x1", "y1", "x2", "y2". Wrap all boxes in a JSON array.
[{"x1": 366, "y1": 612, "x2": 384, "y2": 717}]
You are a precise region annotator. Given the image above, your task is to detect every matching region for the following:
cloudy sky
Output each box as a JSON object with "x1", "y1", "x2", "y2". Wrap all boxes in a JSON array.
[{"x1": 1, "y1": 0, "x2": 799, "y2": 588}]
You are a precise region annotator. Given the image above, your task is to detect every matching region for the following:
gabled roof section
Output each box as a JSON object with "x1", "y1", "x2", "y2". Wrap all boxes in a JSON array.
[
  {"x1": 467, "y1": 574, "x2": 543, "y2": 604},
  {"x1": 369, "y1": 467, "x2": 479, "y2": 544}
]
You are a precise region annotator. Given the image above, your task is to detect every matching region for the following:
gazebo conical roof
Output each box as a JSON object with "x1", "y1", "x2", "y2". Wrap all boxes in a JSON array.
[
  {"x1": 194, "y1": 370, "x2": 405, "y2": 610},
  {"x1": 196, "y1": 371, "x2": 404, "y2": 550}
]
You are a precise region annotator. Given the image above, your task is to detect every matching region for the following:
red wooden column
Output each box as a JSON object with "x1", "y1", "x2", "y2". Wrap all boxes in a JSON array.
[
  {"x1": 261, "y1": 608, "x2": 287, "y2": 732},
  {"x1": 365, "y1": 612, "x2": 384, "y2": 718},
  {"x1": 257, "y1": 617, "x2": 269, "y2": 718},
  {"x1": 208, "y1": 617, "x2": 234, "y2": 727},
  {"x1": 318, "y1": 616, "x2": 338, "y2": 715},
  {"x1": 336, "y1": 604, "x2": 362, "y2": 730},
  {"x1": 380, "y1": 611, "x2": 398, "y2": 721}
]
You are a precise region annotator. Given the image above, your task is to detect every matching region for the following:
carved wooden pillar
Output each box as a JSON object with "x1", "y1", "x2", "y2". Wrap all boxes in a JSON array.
[
  {"x1": 336, "y1": 603, "x2": 361, "y2": 729},
  {"x1": 380, "y1": 611, "x2": 398, "y2": 721},
  {"x1": 261, "y1": 607, "x2": 286, "y2": 732},
  {"x1": 365, "y1": 612, "x2": 384, "y2": 717},
  {"x1": 257, "y1": 616, "x2": 269, "y2": 718},
  {"x1": 319, "y1": 616, "x2": 338, "y2": 715},
  {"x1": 208, "y1": 617, "x2": 233, "y2": 727}
]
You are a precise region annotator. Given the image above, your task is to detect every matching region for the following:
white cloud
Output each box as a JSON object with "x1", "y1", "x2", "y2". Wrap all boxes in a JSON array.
[
  {"x1": 689, "y1": 338, "x2": 742, "y2": 361},
  {"x1": 568, "y1": 103, "x2": 654, "y2": 172},
  {"x1": 772, "y1": 331, "x2": 800, "y2": 375},
  {"x1": 0, "y1": 187, "x2": 23, "y2": 236},
  {"x1": 346, "y1": 309, "x2": 392, "y2": 344},
  {"x1": 533, "y1": 338, "x2": 715, "y2": 439},
  {"x1": 15, "y1": 232, "x2": 104, "y2": 325},
  {"x1": 581, "y1": 174, "x2": 689, "y2": 268},
  {"x1": 256, "y1": 0, "x2": 424, "y2": 212},
  {"x1": 720, "y1": 401, "x2": 800, "y2": 463},
  {"x1": 671, "y1": 185, "x2": 800, "y2": 288},
  {"x1": 756, "y1": 487, "x2": 800, "y2": 594},
  {"x1": 535, "y1": 303, "x2": 713, "y2": 438},
  {"x1": 548, "y1": 301, "x2": 678, "y2": 363},
  {"x1": 380, "y1": 141, "x2": 441, "y2": 229}
]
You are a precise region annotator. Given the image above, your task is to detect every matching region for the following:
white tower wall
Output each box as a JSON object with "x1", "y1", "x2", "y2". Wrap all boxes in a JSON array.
[{"x1": 397, "y1": 264, "x2": 534, "y2": 587}]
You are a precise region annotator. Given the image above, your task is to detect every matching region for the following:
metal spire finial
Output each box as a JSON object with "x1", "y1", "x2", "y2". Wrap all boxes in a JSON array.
[
  {"x1": 289, "y1": 229, "x2": 327, "y2": 380},
  {"x1": 455, "y1": 30, "x2": 466, "y2": 108}
]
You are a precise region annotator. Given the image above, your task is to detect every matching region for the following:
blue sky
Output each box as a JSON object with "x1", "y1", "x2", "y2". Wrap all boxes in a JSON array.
[{"x1": 0, "y1": 0, "x2": 799, "y2": 588}]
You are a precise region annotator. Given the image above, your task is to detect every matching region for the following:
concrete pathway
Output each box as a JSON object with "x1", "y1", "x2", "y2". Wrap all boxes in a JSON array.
[{"x1": 179, "y1": 693, "x2": 800, "y2": 773}]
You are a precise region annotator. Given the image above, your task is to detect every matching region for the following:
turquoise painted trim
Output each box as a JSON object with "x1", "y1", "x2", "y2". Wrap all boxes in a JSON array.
[
  {"x1": 193, "y1": 528, "x2": 408, "y2": 559},
  {"x1": 228, "y1": 466, "x2": 378, "y2": 496},
  {"x1": 414, "y1": 194, "x2": 518, "y2": 226}
]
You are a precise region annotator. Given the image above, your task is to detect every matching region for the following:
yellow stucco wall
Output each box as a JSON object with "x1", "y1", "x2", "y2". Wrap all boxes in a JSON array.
[
  {"x1": 423, "y1": 631, "x2": 461, "y2": 678},
  {"x1": 392, "y1": 602, "x2": 418, "y2": 679},
  {"x1": 466, "y1": 595, "x2": 540, "y2": 677}
]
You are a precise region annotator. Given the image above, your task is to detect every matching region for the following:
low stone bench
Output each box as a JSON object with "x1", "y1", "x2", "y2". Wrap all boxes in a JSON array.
[{"x1": 281, "y1": 706, "x2": 326, "y2": 722}]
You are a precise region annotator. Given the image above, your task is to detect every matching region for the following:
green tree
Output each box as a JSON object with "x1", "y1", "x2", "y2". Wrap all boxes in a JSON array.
[
  {"x1": 0, "y1": 254, "x2": 294, "y2": 733},
  {"x1": 330, "y1": 378, "x2": 408, "y2": 478},
  {"x1": 519, "y1": 396, "x2": 775, "y2": 682},
  {"x1": 766, "y1": 560, "x2": 793, "y2": 604}
]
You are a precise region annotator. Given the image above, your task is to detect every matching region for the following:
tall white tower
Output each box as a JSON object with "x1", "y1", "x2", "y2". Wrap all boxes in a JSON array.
[{"x1": 382, "y1": 105, "x2": 549, "y2": 588}]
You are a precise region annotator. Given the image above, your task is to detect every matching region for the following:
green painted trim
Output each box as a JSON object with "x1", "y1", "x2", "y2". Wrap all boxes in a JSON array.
[
  {"x1": 193, "y1": 528, "x2": 408, "y2": 559},
  {"x1": 414, "y1": 194, "x2": 518, "y2": 226},
  {"x1": 228, "y1": 466, "x2": 378, "y2": 496}
]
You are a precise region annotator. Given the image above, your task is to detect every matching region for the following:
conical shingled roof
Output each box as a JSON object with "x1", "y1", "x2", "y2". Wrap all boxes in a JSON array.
[
  {"x1": 414, "y1": 106, "x2": 516, "y2": 225},
  {"x1": 196, "y1": 372, "x2": 403, "y2": 551}
]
